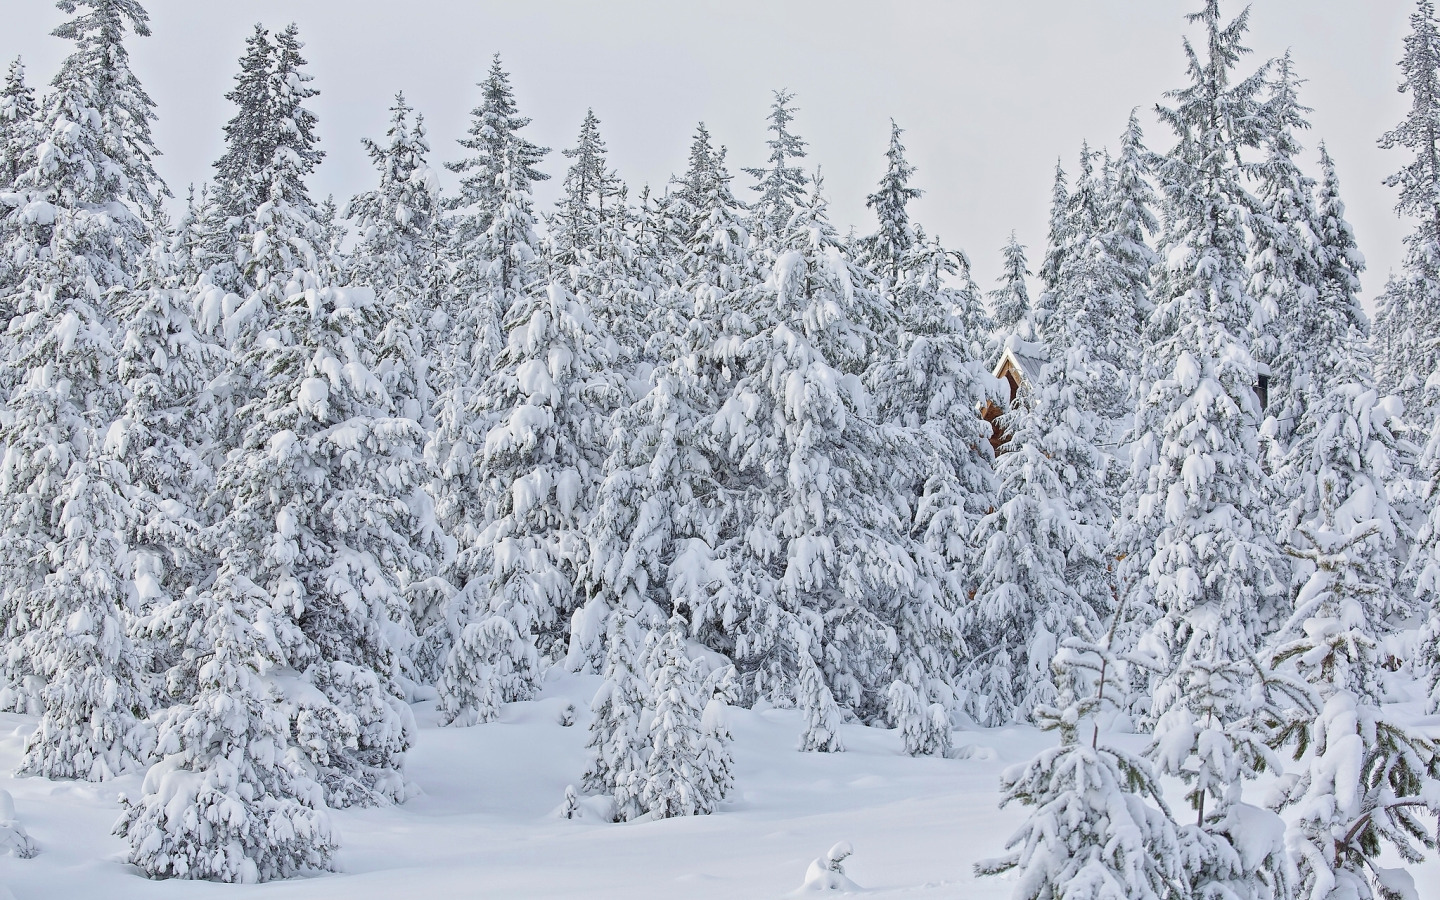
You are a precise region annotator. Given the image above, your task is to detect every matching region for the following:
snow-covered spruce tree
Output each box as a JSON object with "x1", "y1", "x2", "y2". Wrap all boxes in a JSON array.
[
  {"x1": 550, "y1": 108, "x2": 623, "y2": 269},
  {"x1": 638, "y1": 617, "x2": 733, "y2": 818},
  {"x1": 1271, "y1": 424, "x2": 1440, "y2": 900},
  {"x1": 574, "y1": 121, "x2": 749, "y2": 673},
  {"x1": 185, "y1": 25, "x2": 423, "y2": 807},
  {"x1": 975, "y1": 631, "x2": 1186, "y2": 900},
  {"x1": 429, "y1": 57, "x2": 550, "y2": 629},
  {"x1": 963, "y1": 344, "x2": 1110, "y2": 728},
  {"x1": 868, "y1": 235, "x2": 998, "y2": 720},
  {"x1": 1248, "y1": 52, "x2": 1326, "y2": 439},
  {"x1": 438, "y1": 54, "x2": 547, "y2": 372},
  {"x1": 114, "y1": 223, "x2": 227, "y2": 701},
  {"x1": 987, "y1": 232, "x2": 1031, "y2": 336},
  {"x1": 744, "y1": 89, "x2": 809, "y2": 251},
  {"x1": 859, "y1": 119, "x2": 921, "y2": 283},
  {"x1": 346, "y1": 92, "x2": 446, "y2": 425},
  {"x1": 797, "y1": 632, "x2": 845, "y2": 753},
  {"x1": 434, "y1": 275, "x2": 617, "y2": 719},
  {"x1": 0, "y1": 0, "x2": 162, "y2": 761},
  {"x1": 1123, "y1": 9, "x2": 1298, "y2": 897},
  {"x1": 1097, "y1": 110, "x2": 1160, "y2": 383},
  {"x1": 886, "y1": 676, "x2": 951, "y2": 757},
  {"x1": 1377, "y1": 0, "x2": 1440, "y2": 425},
  {"x1": 205, "y1": 267, "x2": 427, "y2": 807},
  {"x1": 204, "y1": 24, "x2": 322, "y2": 310},
  {"x1": 691, "y1": 177, "x2": 917, "y2": 718},
  {"x1": 115, "y1": 569, "x2": 336, "y2": 882},
  {"x1": 1114, "y1": 1, "x2": 1286, "y2": 700},
  {"x1": 344, "y1": 93, "x2": 453, "y2": 687},
  {"x1": 1042, "y1": 143, "x2": 1131, "y2": 418},
  {"x1": 582, "y1": 611, "x2": 649, "y2": 821},
  {"x1": 1033, "y1": 160, "x2": 1070, "y2": 336},
  {"x1": 0, "y1": 57, "x2": 36, "y2": 192}
]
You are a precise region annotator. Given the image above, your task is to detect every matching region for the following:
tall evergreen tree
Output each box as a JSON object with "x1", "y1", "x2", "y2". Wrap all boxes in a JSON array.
[
  {"x1": 1118, "y1": 7, "x2": 1292, "y2": 894},
  {"x1": 744, "y1": 89, "x2": 809, "y2": 250},
  {"x1": 1097, "y1": 110, "x2": 1160, "y2": 381},
  {"x1": 687, "y1": 179, "x2": 916, "y2": 716},
  {"x1": 435, "y1": 276, "x2": 617, "y2": 719},
  {"x1": 115, "y1": 219, "x2": 227, "y2": 705},
  {"x1": 861, "y1": 119, "x2": 921, "y2": 282},
  {"x1": 551, "y1": 108, "x2": 622, "y2": 268},
  {"x1": 0, "y1": 57, "x2": 36, "y2": 192},
  {"x1": 964, "y1": 345, "x2": 1111, "y2": 727},
  {"x1": 0, "y1": 0, "x2": 164, "y2": 776},
  {"x1": 1273, "y1": 379, "x2": 1440, "y2": 899},
  {"x1": 1376, "y1": 0, "x2": 1440, "y2": 423},
  {"x1": 1249, "y1": 53, "x2": 1326, "y2": 440},
  {"x1": 448, "y1": 54, "x2": 548, "y2": 250},
  {"x1": 869, "y1": 235, "x2": 999, "y2": 720},
  {"x1": 987, "y1": 232, "x2": 1031, "y2": 335}
]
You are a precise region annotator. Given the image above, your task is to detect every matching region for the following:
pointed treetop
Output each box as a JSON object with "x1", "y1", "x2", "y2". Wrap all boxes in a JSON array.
[
  {"x1": 863, "y1": 119, "x2": 923, "y2": 280},
  {"x1": 745, "y1": 89, "x2": 810, "y2": 244}
]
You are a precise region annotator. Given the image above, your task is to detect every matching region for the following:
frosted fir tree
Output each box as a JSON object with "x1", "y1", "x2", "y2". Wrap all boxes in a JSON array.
[
  {"x1": 987, "y1": 232, "x2": 1032, "y2": 336},
  {"x1": 115, "y1": 569, "x2": 337, "y2": 883},
  {"x1": 1271, "y1": 451, "x2": 1440, "y2": 900},
  {"x1": 860, "y1": 119, "x2": 921, "y2": 282},
  {"x1": 344, "y1": 94, "x2": 453, "y2": 686},
  {"x1": 744, "y1": 89, "x2": 809, "y2": 250},
  {"x1": 112, "y1": 229, "x2": 226, "y2": 700},
  {"x1": 434, "y1": 615, "x2": 518, "y2": 726},
  {"x1": 639, "y1": 618, "x2": 733, "y2": 818},
  {"x1": 208, "y1": 269, "x2": 428, "y2": 806},
  {"x1": 886, "y1": 676, "x2": 951, "y2": 757},
  {"x1": 867, "y1": 233, "x2": 998, "y2": 717},
  {"x1": 15, "y1": 441, "x2": 152, "y2": 780},
  {"x1": 575, "y1": 123, "x2": 750, "y2": 672},
  {"x1": 0, "y1": 0, "x2": 163, "y2": 734},
  {"x1": 1042, "y1": 143, "x2": 1130, "y2": 417},
  {"x1": 689, "y1": 178, "x2": 916, "y2": 715},
  {"x1": 797, "y1": 634, "x2": 845, "y2": 753},
  {"x1": 1249, "y1": 52, "x2": 1326, "y2": 438},
  {"x1": 190, "y1": 26, "x2": 426, "y2": 806},
  {"x1": 438, "y1": 54, "x2": 546, "y2": 374},
  {"x1": 867, "y1": 230, "x2": 991, "y2": 704},
  {"x1": 1115, "y1": 2, "x2": 1286, "y2": 704},
  {"x1": 551, "y1": 108, "x2": 623, "y2": 268},
  {"x1": 963, "y1": 345, "x2": 1110, "y2": 727},
  {"x1": 435, "y1": 276, "x2": 617, "y2": 718},
  {"x1": 582, "y1": 612, "x2": 650, "y2": 821},
  {"x1": 1377, "y1": 0, "x2": 1440, "y2": 424},
  {"x1": 204, "y1": 25, "x2": 324, "y2": 308},
  {"x1": 345, "y1": 92, "x2": 447, "y2": 425},
  {"x1": 0, "y1": 57, "x2": 36, "y2": 192},
  {"x1": 447, "y1": 54, "x2": 548, "y2": 250},
  {"x1": 1096, "y1": 110, "x2": 1160, "y2": 382},
  {"x1": 1034, "y1": 161, "x2": 1071, "y2": 334},
  {"x1": 975, "y1": 630, "x2": 1186, "y2": 900}
]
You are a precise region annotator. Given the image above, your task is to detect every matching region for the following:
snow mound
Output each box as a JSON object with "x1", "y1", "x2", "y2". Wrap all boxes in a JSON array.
[
  {"x1": 794, "y1": 841, "x2": 862, "y2": 893},
  {"x1": 0, "y1": 789, "x2": 37, "y2": 858}
]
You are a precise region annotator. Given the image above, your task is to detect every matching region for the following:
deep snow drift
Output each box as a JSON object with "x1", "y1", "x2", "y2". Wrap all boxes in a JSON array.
[{"x1": 1, "y1": 670, "x2": 1437, "y2": 899}]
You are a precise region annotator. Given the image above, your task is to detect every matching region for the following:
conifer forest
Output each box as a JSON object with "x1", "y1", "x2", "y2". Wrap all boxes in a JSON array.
[{"x1": 4, "y1": 1, "x2": 1440, "y2": 897}]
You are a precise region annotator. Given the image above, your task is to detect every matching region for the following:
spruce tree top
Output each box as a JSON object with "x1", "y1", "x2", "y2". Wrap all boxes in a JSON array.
[
  {"x1": 863, "y1": 120, "x2": 921, "y2": 281},
  {"x1": 449, "y1": 54, "x2": 549, "y2": 231},
  {"x1": 1380, "y1": 0, "x2": 1440, "y2": 258},
  {"x1": 745, "y1": 89, "x2": 809, "y2": 245}
]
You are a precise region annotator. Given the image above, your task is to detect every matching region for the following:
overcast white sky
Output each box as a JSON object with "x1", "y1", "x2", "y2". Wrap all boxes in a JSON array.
[{"x1": 0, "y1": 1, "x2": 1418, "y2": 301}]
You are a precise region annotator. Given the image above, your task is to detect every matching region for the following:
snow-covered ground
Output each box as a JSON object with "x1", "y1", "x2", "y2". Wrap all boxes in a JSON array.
[{"x1": 1, "y1": 671, "x2": 1437, "y2": 899}]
